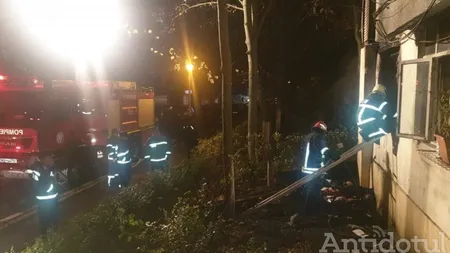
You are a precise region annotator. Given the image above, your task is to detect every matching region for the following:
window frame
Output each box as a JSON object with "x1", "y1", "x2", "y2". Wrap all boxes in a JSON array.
[{"x1": 397, "y1": 58, "x2": 436, "y2": 141}]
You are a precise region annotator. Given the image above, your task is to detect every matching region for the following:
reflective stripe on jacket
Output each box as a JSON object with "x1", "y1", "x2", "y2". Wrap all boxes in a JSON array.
[
  {"x1": 301, "y1": 130, "x2": 329, "y2": 175},
  {"x1": 27, "y1": 162, "x2": 59, "y2": 200},
  {"x1": 357, "y1": 92, "x2": 392, "y2": 139},
  {"x1": 145, "y1": 136, "x2": 171, "y2": 162},
  {"x1": 107, "y1": 136, "x2": 131, "y2": 164}
]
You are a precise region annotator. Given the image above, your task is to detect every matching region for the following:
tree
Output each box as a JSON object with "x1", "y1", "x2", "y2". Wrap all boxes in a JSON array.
[
  {"x1": 217, "y1": 0, "x2": 234, "y2": 217},
  {"x1": 242, "y1": 0, "x2": 273, "y2": 161},
  {"x1": 175, "y1": 0, "x2": 273, "y2": 162}
]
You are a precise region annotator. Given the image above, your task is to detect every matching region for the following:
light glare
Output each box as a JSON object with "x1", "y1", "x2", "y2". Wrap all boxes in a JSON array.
[
  {"x1": 13, "y1": 0, "x2": 122, "y2": 60},
  {"x1": 186, "y1": 63, "x2": 194, "y2": 72}
]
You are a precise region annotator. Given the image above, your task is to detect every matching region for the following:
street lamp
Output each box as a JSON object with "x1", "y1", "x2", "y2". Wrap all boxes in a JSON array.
[
  {"x1": 185, "y1": 62, "x2": 194, "y2": 73},
  {"x1": 185, "y1": 62, "x2": 194, "y2": 108}
]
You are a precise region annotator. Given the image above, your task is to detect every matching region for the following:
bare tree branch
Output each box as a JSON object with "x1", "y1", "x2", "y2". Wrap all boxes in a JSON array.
[
  {"x1": 227, "y1": 4, "x2": 243, "y2": 11},
  {"x1": 172, "y1": 1, "x2": 243, "y2": 22}
]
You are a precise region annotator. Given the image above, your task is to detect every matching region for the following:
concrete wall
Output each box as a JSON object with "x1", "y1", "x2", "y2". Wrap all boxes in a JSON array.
[
  {"x1": 377, "y1": 0, "x2": 436, "y2": 36},
  {"x1": 376, "y1": 0, "x2": 450, "y2": 40},
  {"x1": 369, "y1": 32, "x2": 450, "y2": 251}
]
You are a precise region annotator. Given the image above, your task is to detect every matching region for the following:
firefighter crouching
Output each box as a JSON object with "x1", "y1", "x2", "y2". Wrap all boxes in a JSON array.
[
  {"x1": 106, "y1": 129, "x2": 131, "y2": 188},
  {"x1": 357, "y1": 84, "x2": 397, "y2": 144},
  {"x1": 144, "y1": 127, "x2": 171, "y2": 171},
  {"x1": 25, "y1": 156, "x2": 59, "y2": 234}
]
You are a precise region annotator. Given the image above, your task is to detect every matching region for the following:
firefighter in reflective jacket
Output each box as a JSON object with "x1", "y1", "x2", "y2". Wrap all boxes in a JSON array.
[
  {"x1": 357, "y1": 84, "x2": 397, "y2": 143},
  {"x1": 301, "y1": 121, "x2": 330, "y2": 216},
  {"x1": 144, "y1": 128, "x2": 171, "y2": 170},
  {"x1": 25, "y1": 156, "x2": 59, "y2": 234},
  {"x1": 302, "y1": 121, "x2": 330, "y2": 175},
  {"x1": 106, "y1": 129, "x2": 131, "y2": 188}
]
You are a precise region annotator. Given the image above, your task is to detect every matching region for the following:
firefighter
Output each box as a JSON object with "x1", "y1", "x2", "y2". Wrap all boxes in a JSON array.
[
  {"x1": 300, "y1": 121, "x2": 331, "y2": 217},
  {"x1": 118, "y1": 132, "x2": 132, "y2": 187},
  {"x1": 25, "y1": 156, "x2": 59, "y2": 234},
  {"x1": 144, "y1": 127, "x2": 171, "y2": 171},
  {"x1": 357, "y1": 84, "x2": 396, "y2": 143},
  {"x1": 106, "y1": 129, "x2": 122, "y2": 188}
]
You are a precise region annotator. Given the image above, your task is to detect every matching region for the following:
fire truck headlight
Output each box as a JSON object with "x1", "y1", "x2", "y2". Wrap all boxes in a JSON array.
[
  {"x1": 12, "y1": 0, "x2": 123, "y2": 61},
  {"x1": 91, "y1": 138, "x2": 97, "y2": 144}
]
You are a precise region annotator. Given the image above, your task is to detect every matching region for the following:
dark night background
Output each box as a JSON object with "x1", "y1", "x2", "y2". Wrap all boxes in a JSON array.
[{"x1": 0, "y1": 0, "x2": 360, "y2": 134}]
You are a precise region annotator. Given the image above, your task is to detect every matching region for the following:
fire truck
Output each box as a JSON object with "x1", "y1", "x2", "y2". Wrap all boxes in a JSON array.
[{"x1": 0, "y1": 76, "x2": 155, "y2": 189}]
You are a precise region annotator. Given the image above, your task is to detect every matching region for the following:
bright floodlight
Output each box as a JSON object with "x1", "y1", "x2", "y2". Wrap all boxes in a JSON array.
[
  {"x1": 185, "y1": 62, "x2": 194, "y2": 73},
  {"x1": 12, "y1": 0, "x2": 122, "y2": 60}
]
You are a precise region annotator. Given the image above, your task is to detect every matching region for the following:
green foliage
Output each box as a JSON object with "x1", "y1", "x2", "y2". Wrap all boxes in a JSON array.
[
  {"x1": 19, "y1": 176, "x2": 267, "y2": 253},
  {"x1": 439, "y1": 89, "x2": 450, "y2": 138},
  {"x1": 271, "y1": 132, "x2": 303, "y2": 172},
  {"x1": 185, "y1": 123, "x2": 357, "y2": 189},
  {"x1": 19, "y1": 124, "x2": 356, "y2": 253},
  {"x1": 326, "y1": 124, "x2": 358, "y2": 152}
]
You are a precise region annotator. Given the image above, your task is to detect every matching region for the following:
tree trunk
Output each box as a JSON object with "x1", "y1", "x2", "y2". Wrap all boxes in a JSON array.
[
  {"x1": 260, "y1": 83, "x2": 273, "y2": 185},
  {"x1": 217, "y1": 0, "x2": 234, "y2": 217},
  {"x1": 244, "y1": 0, "x2": 258, "y2": 162}
]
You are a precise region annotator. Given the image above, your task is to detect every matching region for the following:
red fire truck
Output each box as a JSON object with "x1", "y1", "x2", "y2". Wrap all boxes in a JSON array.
[{"x1": 0, "y1": 76, "x2": 155, "y2": 189}]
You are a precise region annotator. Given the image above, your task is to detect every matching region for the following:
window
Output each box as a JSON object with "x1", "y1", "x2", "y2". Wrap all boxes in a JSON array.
[
  {"x1": 437, "y1": 56, "x2": 450, "y2": 135},
  {"x1": 397, "y1": 58, "x2": 435, "y2": 140}
]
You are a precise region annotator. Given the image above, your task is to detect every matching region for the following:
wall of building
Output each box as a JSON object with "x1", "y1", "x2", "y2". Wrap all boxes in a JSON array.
[
  {"x1": 376, "y1": 0, "x2": 450, "y2": 38},
  {"x1": 377, "y1": 0, "x2": 434, "y2": 36},
  {"x1": 369, "y1": 32, "x2": 450, "y2": 251}
]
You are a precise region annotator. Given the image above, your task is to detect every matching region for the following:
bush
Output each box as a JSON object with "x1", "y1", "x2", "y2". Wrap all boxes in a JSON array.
[
  {"x1": 19, "y1": 180, "x2": 267, "y2": 253},
  {"x1": 20, "y1": 173, "x2": 173, "y2": 253},
  {"x1": 183, "y1": 123, "x2": 357, "y2": 190},
  {"x1": 19, "y1": 124, "x2": 357, "y2": 253}
]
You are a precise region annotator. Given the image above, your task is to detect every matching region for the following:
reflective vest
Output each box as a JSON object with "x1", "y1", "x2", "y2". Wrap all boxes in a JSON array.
[
  {"x1": 106, "y1": 136, "x2": 131, "y2": 186},
  {"x1": 26, "y1": 162, "x2": 58, "y2": 201},
  {"x1": 106, "y1": 137, "x2": 131, "y2": 165},
  {"x1": 144, "y1": 135, "x2": 171, "y2": 163},
  {"x1": 302, "y1": 131, "x2": 329, "y2": 175},
  {"x1": 357, "y1": 92, "x2": 392, "y2": 139},
  {"x1": 117, "y1": 137, "x2": 132, "y2": 166}
]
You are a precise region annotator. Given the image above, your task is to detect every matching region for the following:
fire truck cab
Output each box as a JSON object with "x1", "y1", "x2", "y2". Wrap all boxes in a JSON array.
[{"x1": 0, "y1": 76, "x2": 155, "y2": 189}]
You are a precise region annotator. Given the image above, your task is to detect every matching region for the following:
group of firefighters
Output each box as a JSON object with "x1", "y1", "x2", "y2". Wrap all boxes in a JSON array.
[
  {"x1": 105, "y1": 126, "x2": 171, "y2": 188},
  {"x1": 23, "y1": 83, "x2": 395, "y2": 234},
  {"x1": 298, "y1": 83, "x2": 397, "y2": 217},
  {"x1": 24, "y1": 121, "x2": 197, "y2": 235}
]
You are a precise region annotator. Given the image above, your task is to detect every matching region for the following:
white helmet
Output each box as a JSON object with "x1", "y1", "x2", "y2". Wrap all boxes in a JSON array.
[{"x1": 372, "y1": 84, "x2": 386, "y2": 96}]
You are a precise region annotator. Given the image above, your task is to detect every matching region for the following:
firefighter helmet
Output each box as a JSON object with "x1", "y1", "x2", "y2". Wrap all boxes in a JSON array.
[
  {"x1": 313, "y1": 121, "x2": 327, "y2": 132},
  {"x1": 372, "y1": 84, "x2": 386, "y2": 96}
]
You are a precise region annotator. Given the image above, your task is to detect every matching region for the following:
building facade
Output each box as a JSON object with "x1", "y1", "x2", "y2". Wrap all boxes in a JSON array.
[{"x1": 359, "y1": 0, "x2": 450, "y2": 250}]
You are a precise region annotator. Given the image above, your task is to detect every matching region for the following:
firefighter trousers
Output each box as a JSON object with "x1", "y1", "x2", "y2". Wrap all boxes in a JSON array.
[
  {"x1": 119, "y1": 164, "x2": 132, "y2": 187},
  {"x1": 37, "y1": 198, "x2": 59, "y2": 235},
  {"x1": 301, "y1": 172, "x2": 324, "y2": 217}
]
